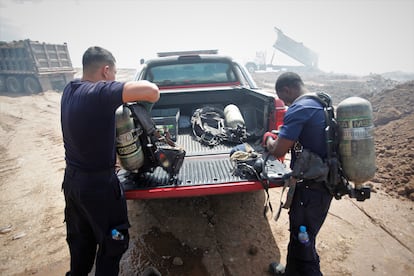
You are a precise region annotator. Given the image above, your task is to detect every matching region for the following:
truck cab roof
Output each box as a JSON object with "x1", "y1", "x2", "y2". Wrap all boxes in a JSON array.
[{"x1": 136, "y1": 51, "x2": 258, "y2": 90}]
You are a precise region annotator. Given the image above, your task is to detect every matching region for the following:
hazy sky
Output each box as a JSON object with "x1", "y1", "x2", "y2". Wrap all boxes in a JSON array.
[{"x1": 1, "y1": 0, "x2": 413, "y2": 75}]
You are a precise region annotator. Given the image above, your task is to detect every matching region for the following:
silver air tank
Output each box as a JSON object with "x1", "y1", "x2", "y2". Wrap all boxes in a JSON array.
[
  {"x1": 337, "y1": 97, "x2": 376, "y2": 188},
  {"x1": 115, "y1": 105, "x2": 145, "y2": 172},
  {"x1": 224, "y1": 104, "x2": 245, "y2": 128}
]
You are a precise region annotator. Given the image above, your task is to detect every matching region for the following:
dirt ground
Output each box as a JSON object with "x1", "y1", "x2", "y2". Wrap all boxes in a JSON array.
[{"x1": 0, "y1": 69, "x2": 413, "y2": 276}]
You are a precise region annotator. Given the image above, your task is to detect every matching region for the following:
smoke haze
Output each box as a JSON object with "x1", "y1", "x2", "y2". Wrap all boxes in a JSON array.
[{"x1": 1, "y1": 0, "x2": 413, "y2": 75}]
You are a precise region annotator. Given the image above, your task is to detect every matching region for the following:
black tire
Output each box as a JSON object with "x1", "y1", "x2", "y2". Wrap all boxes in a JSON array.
[
  {"x1": 23, "y1": 76, "x2": 42, "y2": 93},
  {"x1": 6, "y1": 76, "x2": 23, "y2": 93},
  {"x1": 245, "y1": 62, "x2": 257, "y2": 74},
  {"x1": 0, "y1": 76, "x2": 6, "y2": 92}
]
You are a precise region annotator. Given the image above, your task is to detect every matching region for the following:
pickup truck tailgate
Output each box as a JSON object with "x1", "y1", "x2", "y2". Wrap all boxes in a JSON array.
[{"x1": 121, "y1": 133, "x2": 289, "y2": 199}]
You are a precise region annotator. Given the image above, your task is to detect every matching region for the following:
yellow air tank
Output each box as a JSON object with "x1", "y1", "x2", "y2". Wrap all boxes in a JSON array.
[
  {"x1": 115, "y1": 105, "x2": 145, "y2": 172},
  {"x1": 337, "y1": 97, "x2": 376, "y2": 188}
]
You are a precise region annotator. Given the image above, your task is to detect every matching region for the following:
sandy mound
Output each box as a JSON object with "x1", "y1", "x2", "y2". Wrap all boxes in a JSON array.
[{"x1": 370, "y1": 81, "x2": 414, "y2": 200}]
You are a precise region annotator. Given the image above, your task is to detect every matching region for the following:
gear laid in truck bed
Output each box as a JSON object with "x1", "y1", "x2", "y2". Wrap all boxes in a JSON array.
[
  {"x1": 121, "y1": 50, "x2": 287, "y2": 199},
  {"x1": 119, "y1": 131, "x2": 288, "y2": 190}
]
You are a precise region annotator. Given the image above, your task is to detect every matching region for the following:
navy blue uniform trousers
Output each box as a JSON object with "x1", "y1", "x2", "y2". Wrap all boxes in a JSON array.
[
  {"x1": 62, "y1": 166, "x2": 130, "y2": 276},
  {"x1": 285, "y1": 182, "x2": 333, "y2": 276}
]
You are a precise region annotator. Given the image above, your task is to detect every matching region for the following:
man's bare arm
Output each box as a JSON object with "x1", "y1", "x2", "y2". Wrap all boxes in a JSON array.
[
  {"x1": 122, "y1": 80, "x2": 160, "y2": 103},
  {"x1": 266, "y1": 136, "x2": 295, "y2": 158}
]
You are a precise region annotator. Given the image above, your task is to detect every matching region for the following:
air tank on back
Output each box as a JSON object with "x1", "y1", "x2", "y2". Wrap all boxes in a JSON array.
[
  {"x1": 224, "y1": 104, "x2": 245, "y2": 129},
  {"x1": 115, "y1": 105, "x2": 145, "y2": 172},
  {"x1": 337, "y1": 97, "x2": 376, "y2": 188}
]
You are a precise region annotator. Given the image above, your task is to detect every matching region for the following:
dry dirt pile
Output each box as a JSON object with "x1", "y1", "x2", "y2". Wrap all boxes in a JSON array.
[{"x1": 370, "y1": 81, "x2": 414, "y2": 200}]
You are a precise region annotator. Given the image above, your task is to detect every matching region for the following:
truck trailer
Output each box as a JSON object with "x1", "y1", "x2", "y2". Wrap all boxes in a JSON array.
[
  {"x1": 245, "y1": 27, "x2": 319, "y2": 73},
  {"x1": 0, "y1": 39, "x2": 75, "y2": 94}
]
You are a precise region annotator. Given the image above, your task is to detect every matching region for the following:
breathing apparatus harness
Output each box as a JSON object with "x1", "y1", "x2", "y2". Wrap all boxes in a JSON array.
[
  {"x1": 126, "y1": 103, "x2": 186, "y2": 182},
  {"x1": 273, "y1": 92, "x2": 371, "y2": 220},
  {"x1": 191, "y1": 106, "x2": 248, "y2": 146},
  {"x1": 191, "y1": 107, "x2": 227, "y2": 146},
  {"x1": 229, "y1": 143, "x2": 287, "y2": 219},
  {"x1": 230, "y1": 92, "x2": 372, "y2": 221},
  {"x1": 297, "y1": 92, "x2": 371, "y2": 201}
]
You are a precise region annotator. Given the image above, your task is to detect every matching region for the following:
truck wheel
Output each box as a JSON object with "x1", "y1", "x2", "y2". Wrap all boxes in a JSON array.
[
  {"x1": 6, "y1": 76, "x2": 23, "y2": 93},
  {"x1": 245, "y1": 63, "x2": 257, "y2": 74},
  {"x1": 0, "y1": 76, "x2": 6, "y2": 92},
  {"x1": 23, "y1": 77, "x2": 42, "y2": 94}
]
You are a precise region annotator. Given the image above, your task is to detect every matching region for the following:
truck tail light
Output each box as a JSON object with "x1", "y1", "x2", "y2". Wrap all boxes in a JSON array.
[
  {"x1": 269, "y1": 98, "x2": 286, "y2": 131},
  {"x1": 268, "y1": 98, "x2": 287, "y2": 163}
]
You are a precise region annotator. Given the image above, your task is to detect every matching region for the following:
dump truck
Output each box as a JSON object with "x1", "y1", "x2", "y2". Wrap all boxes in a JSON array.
[
  {"x1": 117, "y1": 50, "x2": 289, "y2": 199},
  {"x1": 0, "y1": 39, "x2": 75, "y2": 93},
  {"x1": 245, "y1": 27, "x2": 319, "y2": 73}
]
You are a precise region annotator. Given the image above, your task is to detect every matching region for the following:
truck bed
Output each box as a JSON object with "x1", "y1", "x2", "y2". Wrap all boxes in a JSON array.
[
  {"x1": 122, "y1": 53, "x2": 288, "y2": 199},
  {"x1": 120, "y1": 88, "x2": 289, "y2": 197},
  {"x1": 120, "y1": 129, "x2": 288, "y2": 192}
]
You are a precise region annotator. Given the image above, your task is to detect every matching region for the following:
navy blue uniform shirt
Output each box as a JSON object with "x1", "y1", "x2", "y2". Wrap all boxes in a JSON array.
[
  {"x1": 61, "y1": 79, "x2": 124, "y2": 171},
  {"x1": 278, "y1": 96, "x2": 327, "y2": 169}
]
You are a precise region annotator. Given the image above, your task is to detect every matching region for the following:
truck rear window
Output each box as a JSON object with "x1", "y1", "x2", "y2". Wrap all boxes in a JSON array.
[{"x1": 145, "y1": 62, "x2": 238, "y2": 87}]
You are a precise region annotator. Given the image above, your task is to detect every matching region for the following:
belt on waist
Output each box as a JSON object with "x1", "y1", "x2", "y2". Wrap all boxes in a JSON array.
[
  {"x1": 65, "y1": 165, "x2": 115, "y2": 177},
  {"x1": 297, "y1": 180, "x2": 327, "y2": 191}
]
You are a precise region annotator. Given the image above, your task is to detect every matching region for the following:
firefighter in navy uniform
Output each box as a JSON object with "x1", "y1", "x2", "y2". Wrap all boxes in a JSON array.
[
  {"x1": 61, "y1": 46, "x2": 159, "y2": 276},
  {"x1": 263, "y1": 72, "x2": 333, "y2": 276}
]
